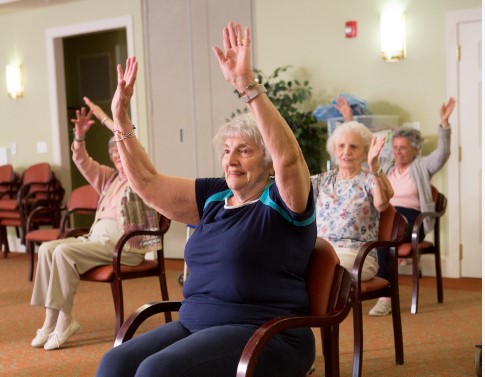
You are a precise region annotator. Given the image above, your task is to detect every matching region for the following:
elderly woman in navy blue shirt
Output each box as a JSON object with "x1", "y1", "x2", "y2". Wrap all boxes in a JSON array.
[{"x1": 96, "y1": 22, "x2": 317, "y2": 377}]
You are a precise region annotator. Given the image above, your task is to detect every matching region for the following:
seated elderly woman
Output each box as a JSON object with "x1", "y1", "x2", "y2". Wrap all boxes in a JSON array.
[
  {"x1": 96, "y1": 22, "x2": 317, "y2": 377},
  {"x1": 369, "y1": 97, "x2": 455, "y2": 316},
  {"x1": 30, "y1": 104, "x2": 160, "y2": 351},
  {"x1": 311, "y1": 121, "x2": 394, "y2": 281}
]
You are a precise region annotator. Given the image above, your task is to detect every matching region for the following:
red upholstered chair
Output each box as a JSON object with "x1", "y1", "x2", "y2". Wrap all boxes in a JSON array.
[
  {"x1": 0, "y1": 164, "x2": 19, "y2": 200},
  {"x1": 79, "y1": 214, "x2": 173, "y2": 337},
  {"x1": 0, "y1": 163, "x2": 61, "y2": 257},
  {"x1": 351, "y1": 205, "x2": 408, "y2": 377},
  {"x1": 114, "y1": 237, "x2": 354, "y2": 377},
  {"x1": 397, "y1": 185, "x2": 447, "y2": 314},
  {"x1": 25, "y1": 184, "x2": 99, "y2": 281}
]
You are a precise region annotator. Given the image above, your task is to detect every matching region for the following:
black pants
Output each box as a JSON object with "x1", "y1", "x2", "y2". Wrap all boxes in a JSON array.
[{"x1": 376, "y1": 207, "x2": 425, "y2": 281}]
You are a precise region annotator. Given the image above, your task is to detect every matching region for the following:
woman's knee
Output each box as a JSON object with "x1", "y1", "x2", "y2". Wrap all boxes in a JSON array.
[{"x1": 96, "y1": 347, "x2": 136, "y2": 377}]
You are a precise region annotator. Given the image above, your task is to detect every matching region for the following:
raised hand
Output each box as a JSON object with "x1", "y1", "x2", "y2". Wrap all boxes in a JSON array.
[
  {"x1": 368, "y1": 135, "x2": 386, "y2": 172},
  {"x1": 111, "y1": 56, "x2": 138, "y2": 127},
  {"x1": 334, "y1": 96, "x2": 352, "y2": 122},
  {"x1": 71, "y1": 107, "x2": 94, "y2": 137},
  {"x1": 212, "y1": 22, "x2": 253, "y2": 93},
  {"x1": 83, "y1": 96, "x2": 110, "y2": 127},
  {"x1": 439, "y1": 97, "x2": 456, "y2": 127}
]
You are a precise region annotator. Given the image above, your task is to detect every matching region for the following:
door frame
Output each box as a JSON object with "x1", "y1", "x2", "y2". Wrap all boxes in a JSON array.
[
  {"x1": 45, "y1": 16, "x2": 137, "y2": 193},
  {"x1": 445, "y1": 7, "x2": 481, "y2": 278}
]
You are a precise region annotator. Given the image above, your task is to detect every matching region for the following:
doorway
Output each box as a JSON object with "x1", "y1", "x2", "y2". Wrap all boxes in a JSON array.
[
  {"x1": 63, "y1": 29, "x2": 127, "y2": 189},
  {"x1": 46, "y1": 16, "x2": 136, "y2": 194},
  {"x1": 446, "y1": 8, "x2": 482, "y2": 278}
]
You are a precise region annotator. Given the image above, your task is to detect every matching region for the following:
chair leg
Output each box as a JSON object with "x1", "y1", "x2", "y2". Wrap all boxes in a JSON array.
[
  {"x1": 0, "y1": 226, "x2": 9, "y2": 258},
  {"x1": 352, "y1": 300, "x2": 364, "y2": 377},
  {"x1": 411, "y1": 251, "x2": 420, "y2": 314},
  {"x1": 28, "y1": 241, "x2": 35, "y2": 281},
  {"x1": 434, "y1": 249, "x2": 444, "y2": 304},
  {"x1": 158, "y1": 263, "x2": 172, "y2": 323},
  {"x1": 110, "y1": 278, "x2": 124, "y2": 338},
  {"x1": 322, "y1": 325, "x2": 340, "y2": 377},
  {"x1": 390, "y1": 293, "x2": 404, "y2": 365}
]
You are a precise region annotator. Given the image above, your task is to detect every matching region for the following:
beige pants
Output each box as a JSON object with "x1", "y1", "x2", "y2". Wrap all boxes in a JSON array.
[
  {"x1": 31, "y1": 219, "x2": 144, "y2": 315},
  {"x1": 336, "y1": 247, "x2": 379, "y2": 282}
]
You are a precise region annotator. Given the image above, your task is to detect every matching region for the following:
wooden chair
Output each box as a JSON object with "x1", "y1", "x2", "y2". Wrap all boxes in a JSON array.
[
  {"x1": 0, "y1": 163, "x2": 61, "y2": 256},
  {"x1": 78, "y1": 214, "x2": 173, "y2": 336},
  {"x1": 25, "y1": 184, "x2": 99, "y2": 281},
  {"x1": 351, "y1": 205, "x2": 408, "y2": 377},
  {"x1": 397, "y1": 186, "x2": 447, "y2": 314},
  {"x1": 114, "y1": 237, "x2": 355, "y2": 377}
]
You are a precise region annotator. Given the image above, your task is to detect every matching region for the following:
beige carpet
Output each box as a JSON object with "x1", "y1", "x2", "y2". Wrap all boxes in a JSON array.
[{"x1": 0, "y1": 252, "x2": 481, "y2": 377}]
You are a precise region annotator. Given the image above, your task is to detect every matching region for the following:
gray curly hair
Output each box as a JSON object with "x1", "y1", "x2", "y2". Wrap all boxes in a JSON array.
[
  {"x1": 213, "y1": 113, "x2": 273, "y2": 167},
  {"x1": 392, "y1": 127, "x2": 423, "y2": 153},
  {"x1": 326, "y1": 121, "x2": 373, "y2": 158}
]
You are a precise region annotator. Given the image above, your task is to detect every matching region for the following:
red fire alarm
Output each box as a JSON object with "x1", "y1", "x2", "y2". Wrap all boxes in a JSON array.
[{"x1": 345, "y1": 21, "x2": 357, "y2": 38}]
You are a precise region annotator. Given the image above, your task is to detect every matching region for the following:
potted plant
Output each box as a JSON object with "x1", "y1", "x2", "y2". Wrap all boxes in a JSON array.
[{"x1": 231, "y1": 66, "x2": 327, "y2": 174}]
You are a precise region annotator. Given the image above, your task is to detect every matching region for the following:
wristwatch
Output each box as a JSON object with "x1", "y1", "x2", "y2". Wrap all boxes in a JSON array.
[{"x1": 240, "y1": 82, "x2": 267, "y2": 103}]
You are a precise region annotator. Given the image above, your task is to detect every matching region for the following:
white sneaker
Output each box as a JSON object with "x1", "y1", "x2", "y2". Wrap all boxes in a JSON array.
[
  {"x1": 368, "y1": 299, "x2": 392, "y2": 317},
  {"x1": 31, "y1": 327, "x2": 54, "y2": 348},
  {"x1": 44, "y1": 320, "x2": 81, "y2": 350}
]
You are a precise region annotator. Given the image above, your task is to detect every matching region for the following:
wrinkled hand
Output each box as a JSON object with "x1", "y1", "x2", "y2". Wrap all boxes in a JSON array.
[
  {"x1": 334, "y1": 96, "x2": 352, "y2": 122},
  {"x1": 83, "y1": 96, "x2": 108, "y2": 123},
  {"x1": 368, "y1": 136, "x2": 386, "y2": 172},
  {"x1": 212, "y1": 22, "x2": 253, "y2": 92},
  {"x1": 70, "y1": 107, "x2": 94, "y2": 137},
  {"x1": 439, "y1": 97, "x2": 456, "y2": 127},
  {"x1": 111, "y1": 56, "x2": 138, "y2": 127}
]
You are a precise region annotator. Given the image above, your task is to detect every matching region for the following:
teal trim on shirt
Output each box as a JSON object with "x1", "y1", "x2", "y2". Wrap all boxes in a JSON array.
[
  {"x1": 259, "y1": 183, "x2": 316, "y2": 227},
  {"x1": 203, "y1": 189, "x2": 233, "y2": 209},
  {"x1": 204, "y1": 182, "x2": 315, "y2": 227}
]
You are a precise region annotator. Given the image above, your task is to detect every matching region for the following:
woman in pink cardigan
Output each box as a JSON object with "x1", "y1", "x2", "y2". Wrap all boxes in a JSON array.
[{"x1": 30, "y1": 104, "x2": 159, "y2": 351}]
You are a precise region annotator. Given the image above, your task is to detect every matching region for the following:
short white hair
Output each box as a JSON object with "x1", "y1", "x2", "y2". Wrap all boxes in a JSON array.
[
  {"x1": 326, "y1": 121, "x2": 372, "y2": 157},
  {"x1": 213, "y1": 113, "x2": 273, "y2": 166}
]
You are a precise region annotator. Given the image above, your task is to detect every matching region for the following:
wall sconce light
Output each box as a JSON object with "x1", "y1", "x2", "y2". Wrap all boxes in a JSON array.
[
  {"x1": 6, "y1": 63, "x2": 24, "y2": 99},
  {"x1": 380, "y1": 11, "x2": 406, "y2": 62}
]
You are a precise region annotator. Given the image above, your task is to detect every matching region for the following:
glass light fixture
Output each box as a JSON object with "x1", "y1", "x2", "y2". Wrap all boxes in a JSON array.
[
  {"x1": 6, "y1": 63, "x2": 23, "y2": 99},
  {"x1": 380, "y1": 11, "x2": 406, "y2": 62}
]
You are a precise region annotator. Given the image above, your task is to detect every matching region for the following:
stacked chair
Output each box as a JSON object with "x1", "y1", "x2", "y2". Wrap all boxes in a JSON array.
[{"x1": 0, "y1": 163, "x2": 63, "y2": 258}]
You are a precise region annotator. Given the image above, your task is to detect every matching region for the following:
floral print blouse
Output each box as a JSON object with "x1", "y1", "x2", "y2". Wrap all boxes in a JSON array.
[{"x1": 311, "y1": 169, "x2": 380, "y2": 261}]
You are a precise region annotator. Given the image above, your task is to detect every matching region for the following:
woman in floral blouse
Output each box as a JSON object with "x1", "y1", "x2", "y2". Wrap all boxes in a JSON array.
[{"x1": 311, "y1": 121, "x2": 393, "y2": 280}]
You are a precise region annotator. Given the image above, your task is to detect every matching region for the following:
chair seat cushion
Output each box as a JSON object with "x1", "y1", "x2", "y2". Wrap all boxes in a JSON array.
[
  {"x1": 0, "y1": 200, "x2": 18, "y2": 211},
  {"x1": 0, "y1": 211, "x2": 20, "y2": 219},
  {"x1": 81, "y1": 260, "x2": 159, "y2": 281},
  {"x1": 360, "y1": 277, "x2": 389, "y2": 294},
  {"x1": 26, "y1": 229, "x2": 61, "y2": 242},
  {"x1": 398, "y1": 241, "x2": 434, "y2": 257}
]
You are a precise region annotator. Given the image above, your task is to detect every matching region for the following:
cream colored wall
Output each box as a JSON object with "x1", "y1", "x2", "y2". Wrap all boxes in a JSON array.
[
  {"x1": 253, "y1": 0, "x2": 480, "y2": 193},
  {"x1": 0, "y1": 0, "x2": 148, "y2": 175},
  {"x1": 253, "y1": 0, "x2": 481, "y2": 263}
]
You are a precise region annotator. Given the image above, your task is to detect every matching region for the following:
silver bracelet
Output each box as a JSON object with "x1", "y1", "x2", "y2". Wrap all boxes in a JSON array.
[{"x1": 101, "y1": 117, "x2": 108, "y2": 125}]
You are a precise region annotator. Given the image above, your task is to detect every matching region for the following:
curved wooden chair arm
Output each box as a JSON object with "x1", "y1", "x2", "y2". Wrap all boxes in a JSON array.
[
  {"x1": 237, "y1": 265, "x2": 354, "y2": 377},
  {"x1": 114, "y1": 301, "x2": 182, "y2": 347},
  {"x1": 352, "y1": 239, "x2": 403, "y2": 286},
  {"x1": 112, "y1": 229, "x2": 164, "y2": 271},
  {"x1": 25, "y1": 205, "x2": 66, "y2": 233}
]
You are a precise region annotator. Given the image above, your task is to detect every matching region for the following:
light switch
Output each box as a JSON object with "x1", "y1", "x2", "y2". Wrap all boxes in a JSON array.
[
  {"x1": 11, "y1": 142, "x2": 17, "y2": 155},
  {"x1": 37, "y1": 141, "x2": 48, "y2": 154}
]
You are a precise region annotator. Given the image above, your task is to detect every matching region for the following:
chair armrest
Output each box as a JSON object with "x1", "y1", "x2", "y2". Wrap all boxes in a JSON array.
[
  {"x1": 114, "y1": 301, "x2": 182, "y2": 347},
  {"x1": 112, "y1": 229, "x2": 163, "y2": 272},
  {"x1": 236, "y1": 311, "x2": 351, "y2": 377},
  {"x1": 352, "y1": 239, "x2": 403, "y2": 285},
  {"x1": 25, "y1": 205, "x2": 66, "y2": 233}
]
